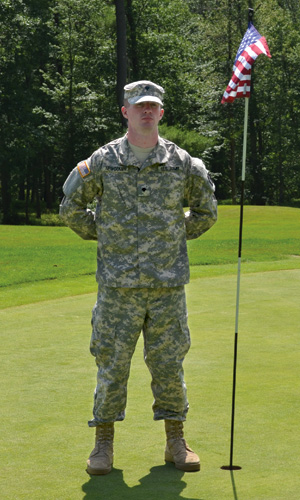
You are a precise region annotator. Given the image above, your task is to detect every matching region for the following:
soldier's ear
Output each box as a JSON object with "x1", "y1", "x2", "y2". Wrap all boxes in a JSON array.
[{"x1": 121, "y1": 106, "x2": 128, "y2": 119}]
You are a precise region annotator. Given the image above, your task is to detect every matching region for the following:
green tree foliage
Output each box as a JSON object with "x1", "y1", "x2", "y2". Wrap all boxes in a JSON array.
[
  {"x1": 256, "y1": 0, "x2": 300, "y2": 205},
  {"x1": 0, "y1": 0, "x2": 300, "y2": 223},
  {"x1": 36, "y1": 0, "x2": 120, "y2": 201},
  {"x1": 0, "y1": 0, "x2": 51, "y2": 222}
]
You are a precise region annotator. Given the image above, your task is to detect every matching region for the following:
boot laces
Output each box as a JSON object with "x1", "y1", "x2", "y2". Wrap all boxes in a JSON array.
[{"x1": 167, "y1": 420, "x2": 184, "y2": 440}]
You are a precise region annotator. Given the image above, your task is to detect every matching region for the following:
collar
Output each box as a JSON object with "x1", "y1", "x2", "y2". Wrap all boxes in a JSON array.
[{"x1": 118, "y1": 135, "x2": 169, "y2": 168}]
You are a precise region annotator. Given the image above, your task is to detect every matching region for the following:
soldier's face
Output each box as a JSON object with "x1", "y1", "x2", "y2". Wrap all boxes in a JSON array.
[{"x1": 122, "y1": 101, "x2": 164, "y2": 134}]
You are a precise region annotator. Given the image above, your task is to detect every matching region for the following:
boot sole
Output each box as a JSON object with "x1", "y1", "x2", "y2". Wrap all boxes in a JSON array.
[
  {"x1": 165, "y1": 459, "x2": 200, "y2": 472},
  {"x1": 165, "y1": 454, "x2": 200, "y2": 472},
  {"x1": 86, "y1": 464, "x2": 112, "y2": 475}
]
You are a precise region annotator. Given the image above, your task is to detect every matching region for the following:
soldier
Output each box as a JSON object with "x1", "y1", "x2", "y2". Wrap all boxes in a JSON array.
[{"x1": 60, "y1": 80, "x2": 217, "y2": 475}]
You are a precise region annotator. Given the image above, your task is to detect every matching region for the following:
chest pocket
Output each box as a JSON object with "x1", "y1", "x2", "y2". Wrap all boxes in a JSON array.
[
  {"x1": 156, "y1": 171, "x2": 184, "y2": 209},
  {"x1": 102, "y1": 172, "x2": 136, "y2": 211}
]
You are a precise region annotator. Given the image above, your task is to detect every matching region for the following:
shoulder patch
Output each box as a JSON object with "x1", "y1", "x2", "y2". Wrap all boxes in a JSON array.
[{"x1": 77, "y1": 161, "x2": 90, "y2": 178}]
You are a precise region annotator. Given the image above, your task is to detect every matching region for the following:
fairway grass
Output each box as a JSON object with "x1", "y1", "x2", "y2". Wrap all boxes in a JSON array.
[
  {"x1": 1, "y1": 270, "x2": 299, "y2": 500},
  {"x1": 1, "y1": 206, "x2": 299, "y2": 498},
  {"x1": 1, "y1": 205, "x2": 300, "y2": 309}
]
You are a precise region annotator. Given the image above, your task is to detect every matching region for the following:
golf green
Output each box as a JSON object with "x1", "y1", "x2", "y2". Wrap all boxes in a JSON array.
[{"x1": 1, "y1": 269, "x2": 299, "y2": 499}]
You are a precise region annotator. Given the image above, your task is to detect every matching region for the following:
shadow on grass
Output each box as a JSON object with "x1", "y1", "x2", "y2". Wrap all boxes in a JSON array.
[
  {"x1": 82, "y1": 464, "x2": 205, "y2": 500},
  {"x1": 230, "y1": 471, "x2": 239, "y2": 500}
]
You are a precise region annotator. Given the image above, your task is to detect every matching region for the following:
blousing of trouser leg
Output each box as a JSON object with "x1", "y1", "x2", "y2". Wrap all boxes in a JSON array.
[{"x1": 88, "y1": 286, "x2": 191, "y2": 426}]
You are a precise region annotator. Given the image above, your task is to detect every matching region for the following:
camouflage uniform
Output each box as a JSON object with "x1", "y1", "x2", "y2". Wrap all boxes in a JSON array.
[
  {"x1": 60, "y1": 134, "x2": 217, "y2": 425},
  {"x1": 89, "y1": 285, "x2": 190, "y2": 424}
]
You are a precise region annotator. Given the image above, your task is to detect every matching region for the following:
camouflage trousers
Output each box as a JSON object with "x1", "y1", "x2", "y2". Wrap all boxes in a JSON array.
[{"x1": 88, "y1": 285, "x2": 191, "y2": 426}]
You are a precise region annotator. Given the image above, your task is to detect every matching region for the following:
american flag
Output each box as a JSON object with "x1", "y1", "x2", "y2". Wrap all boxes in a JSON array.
[{"x1": 221, "y1": 22, "x2": 271, "y2": 104}]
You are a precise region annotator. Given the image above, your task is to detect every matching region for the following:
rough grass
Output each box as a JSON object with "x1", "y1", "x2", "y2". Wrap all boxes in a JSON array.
[
  {"x1": 187, "y1": 205, "x2": 300, "y2": 265},
  {"x1": 1, "y1": 206, "x2": 300, "y2": 309}
]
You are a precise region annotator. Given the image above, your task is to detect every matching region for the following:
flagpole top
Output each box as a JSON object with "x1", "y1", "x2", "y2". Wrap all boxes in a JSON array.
[{"x1": 248, "y1": 8, "x2": 254, "y2": 23}]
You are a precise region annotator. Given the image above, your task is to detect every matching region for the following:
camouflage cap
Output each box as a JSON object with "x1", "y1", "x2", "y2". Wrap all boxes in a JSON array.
[{"x1": 124, "y1": 80, "x2": 165, "y2": 105}]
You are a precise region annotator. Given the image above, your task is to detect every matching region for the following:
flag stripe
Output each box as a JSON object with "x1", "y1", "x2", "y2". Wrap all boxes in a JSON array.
[{"x1": 221, "y1": 23, "x2": 271, "y2": 104}]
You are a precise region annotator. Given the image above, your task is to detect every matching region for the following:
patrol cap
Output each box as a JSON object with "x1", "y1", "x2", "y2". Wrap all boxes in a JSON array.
[{"x1": 124, "y1": 80, "x2": 165, "y2": 105}]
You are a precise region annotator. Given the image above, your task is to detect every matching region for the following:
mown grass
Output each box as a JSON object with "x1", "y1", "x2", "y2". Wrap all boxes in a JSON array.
[
  {"x1": 1, "y1": 206, "x2": 299, "y2": 499},
  {"x1": 1, "y1": 206, "x2": 299, "y2": 290},
  {"x1": 0, "y1": 225, "x2": 97, "y2": 287},
  {"x1": 0, "y1": 270, "x2": 299, "y2": 499},
  {"x1": 1, "y1": 206, "x2": 300, "y2": 309},
  {"x1": 187, "y1": 205, "x2": 300, "y2": 265}
]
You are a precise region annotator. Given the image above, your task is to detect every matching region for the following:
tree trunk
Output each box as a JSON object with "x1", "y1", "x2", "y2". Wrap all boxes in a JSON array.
[
  {"x1": 227, "y1": 0, "x2": 236, "y2": 204},
  {"x1": 44, "y1": 164, "x2": 52, "y2": 210},
  {"x1": 126, "y1": 0, "x2": 139, "y2": 80},
  {"x1": 115, "y1": 0, "x2": 127, "y2": 126},
  {"x1": 0, "y1": 163, "x2": 13, "y2": 224}
]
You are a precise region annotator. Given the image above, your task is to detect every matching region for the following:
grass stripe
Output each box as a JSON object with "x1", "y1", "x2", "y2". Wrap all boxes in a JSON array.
[{"x1": 0, "y1": 270, "x2": 299, "y2": 499}]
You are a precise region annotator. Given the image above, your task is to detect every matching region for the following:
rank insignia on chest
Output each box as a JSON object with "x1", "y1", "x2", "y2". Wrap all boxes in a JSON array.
[
  {"x1": 160, "y1": 165, "x2": 180, "y2": 171},
  {"x1": 77, "y1": 161, "x2": 90, "y2": 178}
]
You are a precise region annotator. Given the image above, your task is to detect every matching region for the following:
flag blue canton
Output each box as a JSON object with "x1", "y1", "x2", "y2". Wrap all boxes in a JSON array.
[{"x1": 235, "y1": 24, "x2": 261, "y2": 63}]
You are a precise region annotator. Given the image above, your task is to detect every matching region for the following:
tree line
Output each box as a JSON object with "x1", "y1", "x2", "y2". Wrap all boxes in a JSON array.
[{"x1": 1, "y1": 0, "x2": 300, "y2": 224}]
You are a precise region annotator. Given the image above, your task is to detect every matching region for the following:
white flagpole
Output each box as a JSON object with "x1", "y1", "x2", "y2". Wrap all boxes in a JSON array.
[
  {"x1": 222, "y1": 90, "x2": 249, "y2": 471},
  {"x1": 221, "y1": 6, "x2": 271, "y2": 475},
  {"x1": 236, "y1": 94, "x2": 249, "y2": 331}
]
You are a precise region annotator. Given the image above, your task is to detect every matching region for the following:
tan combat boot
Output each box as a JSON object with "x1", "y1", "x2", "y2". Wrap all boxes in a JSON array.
[
  {"x1": 86, "y1": 422, "x2": 114, "y2": 475},
  {"x1": 164, "y1": 420, "x2": 200, "y2": 472}
]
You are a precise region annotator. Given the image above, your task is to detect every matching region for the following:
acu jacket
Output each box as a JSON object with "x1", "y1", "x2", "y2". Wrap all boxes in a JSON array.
[{"x1": 60, "y1": 135, "x2": 218, "y2": 288}]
